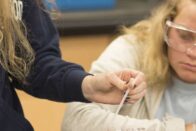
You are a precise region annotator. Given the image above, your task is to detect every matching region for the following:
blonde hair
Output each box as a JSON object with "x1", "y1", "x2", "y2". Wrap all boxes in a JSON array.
[
  {"x1": 0, "y1": 0, "x2": 34, "y2": 81},
  {"x1": 123, "y1": 0, "x2": 184, "y2": 87}
]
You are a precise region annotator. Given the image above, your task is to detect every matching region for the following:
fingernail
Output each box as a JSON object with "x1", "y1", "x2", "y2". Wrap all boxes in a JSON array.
[
  {"x1": 133, "y1": 84, "x2": 136, "y2": 89},
  {"x1": 126, "y1": 96, "x2": 131, "y2": 99}
]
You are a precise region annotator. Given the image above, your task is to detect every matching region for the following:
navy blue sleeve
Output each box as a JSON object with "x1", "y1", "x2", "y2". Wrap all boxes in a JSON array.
[{"x1": 20, "y1": 0, "x2": 89, "y2": 102}]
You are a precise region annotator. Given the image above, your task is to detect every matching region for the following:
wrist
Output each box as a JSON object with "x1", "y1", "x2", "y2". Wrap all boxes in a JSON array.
[{"x1": 81, "y1": 75, "x2": 95, "y2": 101}]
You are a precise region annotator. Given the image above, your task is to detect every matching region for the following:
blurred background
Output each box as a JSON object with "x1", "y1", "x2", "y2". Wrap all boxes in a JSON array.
[{"x1": 17, "y1": 0, "x2": 162, "y2": 131}]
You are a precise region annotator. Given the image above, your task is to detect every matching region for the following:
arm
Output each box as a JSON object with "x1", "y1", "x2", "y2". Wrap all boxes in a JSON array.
[
  {"x1": 19, "y1": 0, "x2": 88, "y2": 102},
  {"x1": 62, "y1": 102, "x2": 185, "y2": 131},
  {"x1": 19, "y1": 0, "x2": 142, "y2": 104}
]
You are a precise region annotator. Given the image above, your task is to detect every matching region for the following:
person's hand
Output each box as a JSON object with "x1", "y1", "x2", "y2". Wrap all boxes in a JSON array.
[{"x1": 81, "y1": 69, "x2": 147, "y2": 104}]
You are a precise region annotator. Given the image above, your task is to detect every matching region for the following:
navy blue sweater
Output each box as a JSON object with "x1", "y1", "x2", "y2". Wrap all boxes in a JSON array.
[{"x1": 0, "y1": 0, "x2": 88, "y2": 130}]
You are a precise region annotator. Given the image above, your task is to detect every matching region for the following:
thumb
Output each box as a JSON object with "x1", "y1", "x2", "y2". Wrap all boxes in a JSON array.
[{"x1": 109, "y1": 73, "x2": 127, "y2": 91}]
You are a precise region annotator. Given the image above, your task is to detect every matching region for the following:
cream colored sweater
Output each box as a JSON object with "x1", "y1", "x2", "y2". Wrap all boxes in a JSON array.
[{"x1": 61, "y1": 35, "x2": 185, "y2": 131}]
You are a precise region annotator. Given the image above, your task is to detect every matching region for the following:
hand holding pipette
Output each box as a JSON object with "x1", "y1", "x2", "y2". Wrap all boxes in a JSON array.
[{"x1": 115, "y1": 71, "x2": 147, "y2": 114}]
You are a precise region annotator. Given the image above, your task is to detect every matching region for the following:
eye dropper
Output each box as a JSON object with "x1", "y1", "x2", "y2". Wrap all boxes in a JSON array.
[{"x1": 115, "y1": 79, "x2": 136, "y2": 114}]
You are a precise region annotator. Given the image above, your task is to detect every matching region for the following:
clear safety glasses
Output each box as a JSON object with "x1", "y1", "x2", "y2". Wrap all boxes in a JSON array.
[{"x1": 164, "y1": 20, "x2": 196, "y2": 54}]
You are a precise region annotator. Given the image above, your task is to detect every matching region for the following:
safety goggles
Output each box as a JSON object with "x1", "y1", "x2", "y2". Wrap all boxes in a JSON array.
[{"x1": 164, "y1": 20, "x2": 196, "y2": 53}]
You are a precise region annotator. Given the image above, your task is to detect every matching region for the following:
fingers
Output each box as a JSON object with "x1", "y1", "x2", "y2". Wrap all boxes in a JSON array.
[
  {"x1": 124, "y1": 71, "x2": 145, "y2": 90},
  {"x1": 129, "y1": 88, "x2": 147, "y2": 100},
  {"x1": 125, "y1": 81, "x2": 147, "y2": 104},
  {"x1": 107, "y1": 70, "x2": 146, "y2": 103},
  {"x1": 129, "y1": 81, "x2": 147, "y2": 95},
  {"x1": 129, "y1": 70, "x2": 144, "y2": 79},
  {"x1": 132, "y1": 72, "x2": 145, "y2": 86},
  {"x1": 119, "y1": 69, "x2": 145, "y2": 87},
  {"x1": 118, "y1": 71, "x2": 132, "y2": 82},
  {"x1": 108, "y1": 72, "x2": 127, "y2": 91},
  {"x1": 124, "y1": 72, "x2": 147, "y2": 104},
  {"x1": 125, "y1": 89, "x2": 146, "y2": 104}
]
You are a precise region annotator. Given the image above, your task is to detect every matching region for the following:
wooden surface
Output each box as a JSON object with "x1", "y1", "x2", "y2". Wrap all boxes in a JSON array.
[{"x1": 17, "y1": 34, "x2": 114, "y2": 131}]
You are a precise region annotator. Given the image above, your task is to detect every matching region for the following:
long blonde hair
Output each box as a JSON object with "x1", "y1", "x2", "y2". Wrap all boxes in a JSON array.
[
  {"x1": 0, "y1": 0, "x2": 34, "y2": 81},
  {"x1": 124, "y1": 0, "x2": 184, "y2": 87}
]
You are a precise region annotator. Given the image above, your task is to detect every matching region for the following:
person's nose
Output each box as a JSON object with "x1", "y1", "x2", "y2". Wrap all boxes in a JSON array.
[{"x1": 186, "y1": 43, "x2": 196, "y2": 58}]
